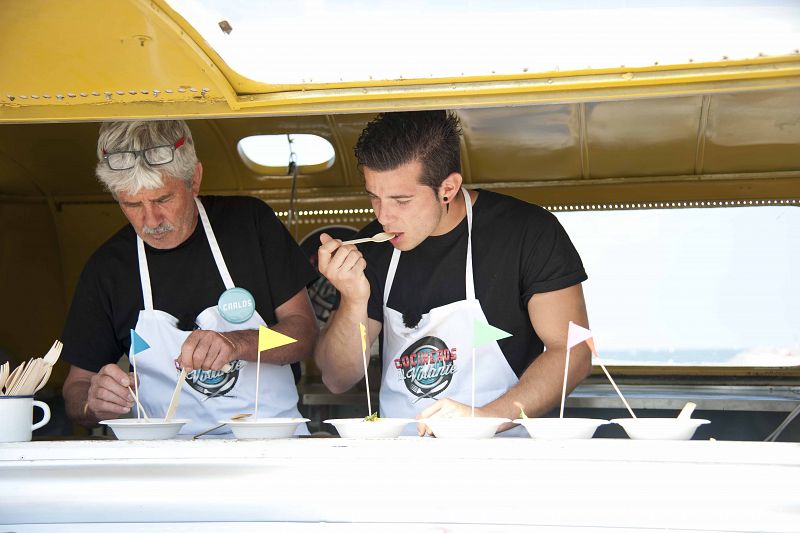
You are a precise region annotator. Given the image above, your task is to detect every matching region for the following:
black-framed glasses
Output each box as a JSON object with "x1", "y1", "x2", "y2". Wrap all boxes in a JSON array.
[{"x1": 103, "y1": 137, "x2": 187, "y2": 170}]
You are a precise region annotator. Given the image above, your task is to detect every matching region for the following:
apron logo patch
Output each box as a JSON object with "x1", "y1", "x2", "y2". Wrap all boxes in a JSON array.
[
  {"x1": 393, "y1": 336, "x2": 457, "y2": 400},
  {"x1": 186, "y1": 359, "x2": 245, "y2": 398}
]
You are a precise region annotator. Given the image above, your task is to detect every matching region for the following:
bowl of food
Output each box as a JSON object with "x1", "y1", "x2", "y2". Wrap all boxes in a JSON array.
[
  {"x1": 224, "y1": 417, "x2": 309, "y2": 439},
  {"x1": 100, "y1": 418, "x2": 190, "y2": 440},
  {"x1": 418, "y1": 417, "x2": 511, "y2": 439},
  {"x1": 514, "y1": 417, "x2": 608, "y2": 439},
  {"x1": 612, "y1": 417, "x2": 710, "y2": 440},
  {"x1": 324, "y1": 417, "x2": 415, "y2": 438}
]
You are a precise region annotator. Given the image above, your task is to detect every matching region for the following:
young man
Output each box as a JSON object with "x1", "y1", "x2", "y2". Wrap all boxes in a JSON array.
[
  {"x1": 61, "y1": 120, "x2": 318, "y2": 436},
  {"x1": 315, "y1": 111, "x2": 591, "y2": 436}
]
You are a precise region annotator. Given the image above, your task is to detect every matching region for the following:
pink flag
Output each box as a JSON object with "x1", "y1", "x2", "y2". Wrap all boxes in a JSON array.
[{"x1": 567, "y1": 321, "x2": 597, "y2": 354}]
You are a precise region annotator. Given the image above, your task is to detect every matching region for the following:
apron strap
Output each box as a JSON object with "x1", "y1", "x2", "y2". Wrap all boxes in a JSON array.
[
  {"x1": 137, "y1": 237, "x2": 154, "y2": 310},
  {"x1": 384, "y1": 188, "x2": 476, "y2": 303},
  {"x1": 195, "y1": 198, "x2": 236, "y2": 290},
  {"x1": 463, "y1": 188, "x2": 475, "y2": 300}
]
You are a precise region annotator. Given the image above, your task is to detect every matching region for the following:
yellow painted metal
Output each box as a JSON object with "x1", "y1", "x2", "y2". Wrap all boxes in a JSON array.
[{"x1": 2, "y1": 0, "x2": 800, "y2": 122}]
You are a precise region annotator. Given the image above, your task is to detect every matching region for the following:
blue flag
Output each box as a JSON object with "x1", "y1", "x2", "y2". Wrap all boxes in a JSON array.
[{"x1": 130, "y1": 329, "x2": 151, "y2": 355}]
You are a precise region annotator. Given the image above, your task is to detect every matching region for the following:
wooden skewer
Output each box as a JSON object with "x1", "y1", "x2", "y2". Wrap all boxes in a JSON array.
[{"x1": 164, "y1": 368, "x2": 187, "y2": 422}]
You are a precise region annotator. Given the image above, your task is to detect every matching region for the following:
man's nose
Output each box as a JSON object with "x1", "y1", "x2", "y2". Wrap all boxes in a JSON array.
[
  {"x1": 375, "y1": 204, "x2": 393, "y2": 227},
  {"x1": 142, "y1": 204, "x2": 163, "y2": 228}
]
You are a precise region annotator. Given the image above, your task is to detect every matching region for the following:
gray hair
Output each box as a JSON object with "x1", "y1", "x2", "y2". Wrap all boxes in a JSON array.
[{"x1": 95, "y1": 120, "x2": 198, "y2": 196}]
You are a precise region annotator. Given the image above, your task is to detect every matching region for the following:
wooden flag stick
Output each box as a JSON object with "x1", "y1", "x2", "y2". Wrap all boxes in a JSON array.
[
  {"x1": 471, "y1": 347, "x2": 476, "y2": 417},
  {"x1": 255, "y1": 350, "x2": 261, "y2": 420},
  {"x1": 560, "y1": 348, "x2": 571, "y2": 418},
  {"x1": 130, "y1": 351, "x2": 141, "y2": 421}
]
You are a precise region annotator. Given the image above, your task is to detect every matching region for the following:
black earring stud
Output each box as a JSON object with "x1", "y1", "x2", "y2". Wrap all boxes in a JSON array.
[{"x1": 443, "y1": 196, "x2": 449, "y2": 214}]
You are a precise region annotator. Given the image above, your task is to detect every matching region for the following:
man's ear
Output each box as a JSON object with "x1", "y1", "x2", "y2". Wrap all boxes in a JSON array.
[
  {"x1": 438, "y1": 172, "x2": 463, "y2": 201},
  {"x1": 191, "y1": 162, "x2": 203, "y2": 195}
]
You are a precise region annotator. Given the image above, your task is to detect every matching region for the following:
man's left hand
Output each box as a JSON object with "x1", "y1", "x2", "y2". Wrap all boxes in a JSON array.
[
  {"x1": 178, "y1": 330, "x2": 238, "y2": 371},
  {"x1": 416, "y1": 398, "x2": 491, "y2": 436}
]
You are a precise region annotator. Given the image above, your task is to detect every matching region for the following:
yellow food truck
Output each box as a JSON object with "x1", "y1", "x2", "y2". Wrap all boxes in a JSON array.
[{"x1": 1, "y1": 1, "x2": 798, "y2": 529}]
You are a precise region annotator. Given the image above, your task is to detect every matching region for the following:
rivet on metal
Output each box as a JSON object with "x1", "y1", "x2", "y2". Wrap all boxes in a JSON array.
[
  {"x1": 31, "y1": 95, "x2": 39, "y2": 99},
  {"x1": 80, "y1": 92, "x2": 88, "y2": 97},
  {"x1": 43, "y1": 94, "x2": 51, "y2": 99},
  {"x1": 200, "y1": 88, "x2": 209, "y2": 96},
  {"x1": 153, "y1": 89, "x2": 160, "y2": 96},
  {"x1": 189, "y1": 87, "x2": 198, "y2": 92},
  {"x1": 165, "y1": 89, "x2": 173, "y2": 93},
  {"x1": 178, "y1": 88, "x2": 186, "y2": 93},
  {"x1": 104, "y1": 91, "x2": 112, "y2": 100},
  {"x1": 141, "y1": 90, "x2": 149, "y2": 94},
  {"x1": 128, "y1": 90, "x2": 136, "y2": 95},
  {"x1": 19, "y1": 95, "x2": 27, "y2": 99},
  {"x1": 92, "y1": 91, "x2": 99, "y2": 96},
  {"x1": 56, "y1": 94, "x2": 64, "y2": 100},
  {"x1": 67, "y1": 93, "x2": 76, "y2": 98},
  {"x1": 116, "y1": 90, "x2": 125, "y2": 95}
]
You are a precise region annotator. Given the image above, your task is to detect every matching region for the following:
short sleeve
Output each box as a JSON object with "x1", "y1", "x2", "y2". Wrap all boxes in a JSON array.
[
  {"x1": 520, "y1": 210, "x2": 587, "y2": 303},
  {"x1": 60, "y1": 260, "x2": 124, "y2": 373}
]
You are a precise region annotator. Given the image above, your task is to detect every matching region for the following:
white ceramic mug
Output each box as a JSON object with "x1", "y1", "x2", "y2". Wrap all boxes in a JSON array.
[{"x1": 0, "y1": 395, "x2": 51, "y2": 442}]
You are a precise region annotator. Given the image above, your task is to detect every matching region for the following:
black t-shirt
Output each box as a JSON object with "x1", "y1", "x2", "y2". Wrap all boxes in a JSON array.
[
  {"x1": 358, "y1": 189, "x2": 587, "y2": 377},
  {"x1": 61, "y1": 195, "x2": 318, "y2": 373}
]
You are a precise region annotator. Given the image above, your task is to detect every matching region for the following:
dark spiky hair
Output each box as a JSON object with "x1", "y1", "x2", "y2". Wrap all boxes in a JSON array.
[{"x1": 354, "y1": 111, "x2": 462, "y2": 194}]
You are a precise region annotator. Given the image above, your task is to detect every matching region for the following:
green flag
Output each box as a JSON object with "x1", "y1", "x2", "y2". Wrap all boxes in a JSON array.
[{"x1": 472, "y1": 320, "x2": 512, "y2": 347}]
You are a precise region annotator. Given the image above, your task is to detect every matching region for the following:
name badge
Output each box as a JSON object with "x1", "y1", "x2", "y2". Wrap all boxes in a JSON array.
[{"x1": 218, "y1": 287, "x2": 255, "y2": 324}]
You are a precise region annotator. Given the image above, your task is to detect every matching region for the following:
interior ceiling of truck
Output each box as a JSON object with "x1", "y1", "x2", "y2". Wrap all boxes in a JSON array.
[{"x1": 1, "y1": 0, "x2": 799, "y2": 208}]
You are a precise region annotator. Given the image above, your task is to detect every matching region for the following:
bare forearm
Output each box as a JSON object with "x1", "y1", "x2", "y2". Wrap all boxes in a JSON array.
[
  {"x1": 226, "y1": 315, "x2": 318, "y2": 366},
  {"x1": 485, "y1": 344, "x2": 592, "y2": 421},
  {"x1": 63, "y1": 379, "x2": 96, "y2": 428},
  {"x1": 314, "y1": 300, "x2": 370, "y2": 393}
]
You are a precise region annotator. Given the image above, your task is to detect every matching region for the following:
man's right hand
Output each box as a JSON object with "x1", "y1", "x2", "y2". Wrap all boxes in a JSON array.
[
  {"x1": 85, "y1": 364, "x2": 134, "y2": 420},
  {"x1": 318, "y1": 233, "x2": 370, "y2": 303}
]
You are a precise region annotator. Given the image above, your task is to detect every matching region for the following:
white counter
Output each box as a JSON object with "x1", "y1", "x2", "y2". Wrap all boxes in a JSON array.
[{"x1": 1, "y1": 438, "x2": 798, "y2": 531}]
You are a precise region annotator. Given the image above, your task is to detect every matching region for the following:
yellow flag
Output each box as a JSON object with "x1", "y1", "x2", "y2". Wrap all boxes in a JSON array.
[
  {"x1": 359, "y1": 322, "x2": 367, "y2": 354},
  {"x1": 258, "y1": 325, "x2": 297, "y2": 352}
]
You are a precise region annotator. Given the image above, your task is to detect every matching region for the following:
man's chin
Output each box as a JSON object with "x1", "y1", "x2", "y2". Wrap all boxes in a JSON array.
[{"x1": 141, "y1": 233, "x2": 176, "y2": 249}]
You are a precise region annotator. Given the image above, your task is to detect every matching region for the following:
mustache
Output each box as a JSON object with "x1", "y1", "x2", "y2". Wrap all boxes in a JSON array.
[{"x1": 142, "y1": 223, "x2": 175, "y2": 235}]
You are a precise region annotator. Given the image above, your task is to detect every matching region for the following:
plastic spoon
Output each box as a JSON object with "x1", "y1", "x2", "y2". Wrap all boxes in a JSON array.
[
  {"x1": 677, "y1": 401, "x2": 697, "y2": 420},
  {"x1": 341, "y1": 232, "x2": 396, "y2": 245}
]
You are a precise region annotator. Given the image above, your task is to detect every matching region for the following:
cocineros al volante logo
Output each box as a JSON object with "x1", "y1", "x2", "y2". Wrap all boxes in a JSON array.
[
  {"x1": 393, "y1": 336, "x2": 457, "y2": 399},
  {"x1": 186, "y1": 359, "x2": 244, "y2": 398}
]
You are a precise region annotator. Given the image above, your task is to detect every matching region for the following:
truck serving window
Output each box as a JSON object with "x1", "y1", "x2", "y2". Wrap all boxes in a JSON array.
[{"x1": 555, "y1": 204, "x2": 799, "y2": 367}]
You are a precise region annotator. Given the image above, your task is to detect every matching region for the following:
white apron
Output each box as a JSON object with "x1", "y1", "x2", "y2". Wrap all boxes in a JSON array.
[
  {"x1": 379, "y1": 189, "x2": 525, "y2": 436},
  {"x1": 132, "y1": 198, "x2": 307, "y2": 436}
]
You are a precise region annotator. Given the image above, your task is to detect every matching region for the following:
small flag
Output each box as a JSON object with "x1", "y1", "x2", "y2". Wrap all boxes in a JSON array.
[
  {"x1": 258, "y1": 325, "x2": 297, "y2": 352},
  {"x1": 359, "y1": 322, "x2": 367, "y2": 354},
  {"x1": 566, "y1": 321, "x2": 597, "y2": 354},
  {"x1": 472, "y1": 320, "x2": 512, "y2": 347},
  {"x1": 130, "y1": 329, "x2": 150, "y2": 354}
]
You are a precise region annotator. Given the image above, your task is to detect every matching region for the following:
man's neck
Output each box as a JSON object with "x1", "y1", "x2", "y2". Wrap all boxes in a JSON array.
[{"x1": 430, "y1": 188, "x2": 477, "y2": 236}]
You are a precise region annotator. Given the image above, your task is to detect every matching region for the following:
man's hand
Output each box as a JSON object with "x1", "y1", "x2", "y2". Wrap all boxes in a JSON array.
[
  {"x1": 178, "y1": 330, "x2": 238, "y2": 371},
  {"x1": 86, "y1": 364, "x2": 134, "y2": 420},
  {"x1": 317, "y1": 233, "x2": 370, "y2": 302},
  {"x1": 416, "y1": 398, "x2": 493, "y2": 436}
]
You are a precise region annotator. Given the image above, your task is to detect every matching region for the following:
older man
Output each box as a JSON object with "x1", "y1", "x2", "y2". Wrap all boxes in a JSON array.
[{"x1": 62, "y1": 120, "x2": 318, "y2": 436}]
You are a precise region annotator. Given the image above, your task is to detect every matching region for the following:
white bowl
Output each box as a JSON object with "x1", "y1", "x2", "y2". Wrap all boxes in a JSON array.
[
  {"x1": 100, "y1": 418, "x2": 190, "y2": 440},
  {"x1": 612, "y1": 417, "x2": 710, "y2": 440},
  {"x1": 418, "y1": 417, "x2": 511, "y2": 439},
  {"x1": 224, "y1": 417, "x2": 309, "y2": 439},
  {"x1": 324, "y1": 418, "x2": 415, "y2": 438},
  {"x1": 514, "y1": 417, "x2": 608, "y2": 439}
]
